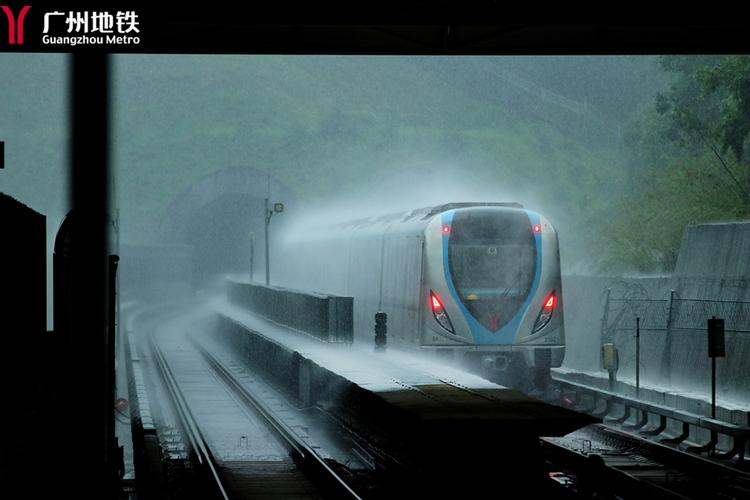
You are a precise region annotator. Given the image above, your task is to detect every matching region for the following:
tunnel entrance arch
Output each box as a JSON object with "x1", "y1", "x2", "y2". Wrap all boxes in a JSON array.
[{"x1": 159, "y1": 166, "x2": 298, "y2": 286}]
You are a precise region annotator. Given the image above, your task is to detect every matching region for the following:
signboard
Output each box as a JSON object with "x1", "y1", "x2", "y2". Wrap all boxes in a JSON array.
[{"x1": 707, "y1": 317, "x2": 725, "y2": 358}]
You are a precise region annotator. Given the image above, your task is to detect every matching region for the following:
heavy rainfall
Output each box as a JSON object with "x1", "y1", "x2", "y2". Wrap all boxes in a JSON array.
[{"x1": 2, "y1": 53, "x2": 750, "y2": 498}]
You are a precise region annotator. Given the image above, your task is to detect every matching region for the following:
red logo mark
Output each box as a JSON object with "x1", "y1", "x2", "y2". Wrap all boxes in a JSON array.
[{"x1": 1, "y1": 6, "x2": 31, "y2": 44}]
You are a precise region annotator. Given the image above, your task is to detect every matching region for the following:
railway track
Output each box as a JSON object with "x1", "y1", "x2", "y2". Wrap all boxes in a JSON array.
[
  {"x1": 543, "y1": 422, "x2": 750, "y2": 499},
  {"x1": 148, "y1": 329, "x2": 229, "y2": 499},
  {"x1": 140, "y1": 303, "x2": 750, "y2": 499},
  {"x1": 189, "y1": 333, "x2": 362, "y2": 500},
  {"x1": 146, "y1": 316, "x2": 361, "y2": 499}
]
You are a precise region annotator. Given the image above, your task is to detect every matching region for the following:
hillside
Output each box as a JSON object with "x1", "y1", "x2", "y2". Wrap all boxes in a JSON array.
[{"x1": 1, "y1": 54, "x2": 666, "y2": 269}]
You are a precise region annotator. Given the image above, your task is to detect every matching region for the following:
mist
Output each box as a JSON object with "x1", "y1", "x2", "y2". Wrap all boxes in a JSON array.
[
  {"x1": 1, "y1": 53, "x2": 734, "y2": 320},
  {"x1": 4, "y1": 43, "x2": 750, "y2": 500},
  {"x1": 106, "y1": 54, "x2": 669, "y2": 281}
]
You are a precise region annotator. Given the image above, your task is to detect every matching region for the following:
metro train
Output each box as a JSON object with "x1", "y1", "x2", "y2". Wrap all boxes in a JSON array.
[{"x1": 278, "y1": 202, "x2": 565, "y2": 388}]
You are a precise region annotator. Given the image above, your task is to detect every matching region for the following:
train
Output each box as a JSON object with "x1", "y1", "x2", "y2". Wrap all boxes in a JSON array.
[{"x1": 277, "y1": 202, "x2": 565, "y2": 388}]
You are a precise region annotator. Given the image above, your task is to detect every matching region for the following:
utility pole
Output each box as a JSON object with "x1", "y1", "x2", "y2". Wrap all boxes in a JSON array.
[
  {"x1": 265, "y1": 198, "x2": 270, "y2": 285},
  {"x1": 264, "y1": 198, "x2": 284, "y2": 286},
  {"x1": 635, "y1": 316, "x2": 640, "y2": 399},
  {"x1": 249, "y1": 231, "x2": 255, "y2": 282}
]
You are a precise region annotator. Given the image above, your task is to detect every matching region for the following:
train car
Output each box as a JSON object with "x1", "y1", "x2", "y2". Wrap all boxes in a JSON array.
[{"x1": 277, "y1": 202, "x2": 564, "y2": 387}]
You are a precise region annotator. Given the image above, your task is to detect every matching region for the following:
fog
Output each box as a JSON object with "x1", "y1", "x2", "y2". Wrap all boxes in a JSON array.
[
  {"x1": 105, "y1": 54, "x2": 673, "y2": 282},
  {"x1": 278, "y1": 163, "x2": 532, "y2": 235},
  {"x1": 4, "y1": 54, "x2": 749, "y2": 400},
  {"x1": 0, "y1": 54, "x2": 676, "y2": 283}
]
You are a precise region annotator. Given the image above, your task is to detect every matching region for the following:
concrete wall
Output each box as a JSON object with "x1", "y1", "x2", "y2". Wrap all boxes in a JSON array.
[
  {"x1": 561, "y1": 275, "x2": 671, "y2": 373},
  {"x1": 227, "y1": 279, "x2": 353, "y2": 343},
  {"x1": 560, "y1": 221, "x2": 750, "y2": 409},
  {"x1": 674, "y1": 221, "x2": 750, "y2": 280}
]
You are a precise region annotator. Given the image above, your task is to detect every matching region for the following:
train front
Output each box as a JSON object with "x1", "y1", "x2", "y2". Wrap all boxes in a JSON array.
[{"x1": 422, "y1": 206, "x2": 564, "y2": 385}]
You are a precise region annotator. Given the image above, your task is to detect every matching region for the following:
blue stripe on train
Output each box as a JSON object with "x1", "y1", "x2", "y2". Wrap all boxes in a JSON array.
[{"x1": 441, "y1": 209, "x2": 542, "y2": 345}]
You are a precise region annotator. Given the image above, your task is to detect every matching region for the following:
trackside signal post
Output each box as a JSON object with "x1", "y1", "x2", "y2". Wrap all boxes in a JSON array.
[
  {"x1": 249, "y1": 231, "x2": 255, "y2": 281},
  {"x1": 375, "y1": 312, "x2": 387, "y2": 351},
  {"x1": 264, "y1": 199, "x2": 284, "y2": 285}
]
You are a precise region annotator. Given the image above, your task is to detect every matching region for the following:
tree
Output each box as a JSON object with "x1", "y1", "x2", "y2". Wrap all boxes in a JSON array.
[
  {"x1": 597, "y1": 56, "x2": 750, "y2": 273},
  {"x1": 655, "y1": 55, "x2": 750, "y2": 207}
]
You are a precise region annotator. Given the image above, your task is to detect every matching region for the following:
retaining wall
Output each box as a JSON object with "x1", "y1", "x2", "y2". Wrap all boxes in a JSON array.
[{"x1": 559, "y1": 221, "x2": 750, "y2": 411}]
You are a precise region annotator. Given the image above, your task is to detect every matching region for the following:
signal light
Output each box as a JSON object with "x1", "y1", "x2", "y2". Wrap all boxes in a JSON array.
[
  {"x1": 533, "y1": 224, "x2": 541, "y2": 233},
  {"x1": 442, "y1": 225, "x2": 451, "y2": 234}
]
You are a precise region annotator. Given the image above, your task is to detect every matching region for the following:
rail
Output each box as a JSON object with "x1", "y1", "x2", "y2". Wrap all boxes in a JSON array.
[
  {"x1": 543, "y1": 423, "x2": 750, "y2": 499},
  {"x1": 148, "y1": 330, "x2": 229, "y2": 500},
  {"x1": 189, "y1": 334, "x2": 362, "y2": 500}
]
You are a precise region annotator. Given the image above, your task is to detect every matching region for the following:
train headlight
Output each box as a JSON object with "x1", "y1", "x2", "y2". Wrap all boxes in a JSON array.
[
  {"x1": 430, "y1": 290, "x2": 455, "y2": 334},
  {"x1": 532, "y1": 291, "x2": 556, "y2": 333}
]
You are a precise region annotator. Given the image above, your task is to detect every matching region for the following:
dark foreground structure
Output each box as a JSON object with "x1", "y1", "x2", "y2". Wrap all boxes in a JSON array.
[{"x1": 0, "y1": 194, "x2": 47, "y2": 488}]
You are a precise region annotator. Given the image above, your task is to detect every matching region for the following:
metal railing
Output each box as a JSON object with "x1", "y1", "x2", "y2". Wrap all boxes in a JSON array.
[{"x1": 554, "y1": 378, "x2": 750, "y2": 464}]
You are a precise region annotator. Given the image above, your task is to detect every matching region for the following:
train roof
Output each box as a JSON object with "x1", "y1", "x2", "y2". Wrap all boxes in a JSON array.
[
  {"x1": 419, "y1": 202, "x2": 524, "y2": 219},
  {"x1": 282, "y1": 202, "x2": 531, "y2": 242},
  {"x1": 334, "y1": 202, "x2": 525, "y2": 229}
]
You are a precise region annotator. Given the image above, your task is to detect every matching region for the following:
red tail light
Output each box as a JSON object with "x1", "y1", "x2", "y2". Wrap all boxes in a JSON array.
[
  {"x1": 429, "y1": 290, "x2": 454, "y2": 333},
  {"x1": 533, "y1": 224, "x2": 541, "y2": 233},
  {"x1": 533, "y1": 291, "x2": 556, "y2": 333},
  {"x1": 544, "y1": 293, "x2": 556, "y2": 310},
  {"x1": 431, "y1": 294, "x2": 442, "y2": 310}
]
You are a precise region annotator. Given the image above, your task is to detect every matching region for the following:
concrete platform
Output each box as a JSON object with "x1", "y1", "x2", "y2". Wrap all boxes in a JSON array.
[{"x1": 210, "y1": 296, "x2": 596, "y2": 443}]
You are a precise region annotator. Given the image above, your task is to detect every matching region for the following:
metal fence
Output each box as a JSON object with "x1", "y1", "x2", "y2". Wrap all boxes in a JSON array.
[
  {"x1": 607, "y1": 298, "x2": 669, "y2": 331},
  {"x1": 604, "y1": 295, "x2": 750, "y2": 334},
  {"x1": 672, "y1": 299, "x2": 750, "y2": 331}
]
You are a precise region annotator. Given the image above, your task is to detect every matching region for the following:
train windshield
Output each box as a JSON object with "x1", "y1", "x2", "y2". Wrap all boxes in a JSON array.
[{"x1": 447, "y1": 208, "x2": 536, "y2": 332}]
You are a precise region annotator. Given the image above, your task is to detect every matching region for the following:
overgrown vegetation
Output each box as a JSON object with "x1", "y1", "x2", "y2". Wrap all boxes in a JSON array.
[
  {"x1": 2, "y1": 55, "x2": 748, "y2": 274},
  {"x1": 596, "y1": 55, "x2": 750, "y2": 273}
]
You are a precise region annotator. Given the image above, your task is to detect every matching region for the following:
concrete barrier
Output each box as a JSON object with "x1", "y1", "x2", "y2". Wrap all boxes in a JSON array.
[
  {"x1": 558, "y1": 221, "x2": 750, "y2": 422},
  {"x1": 211, "y1": 310, "x2": 596, "y2": 495},
  {"x1": 226, "y1": 279, "x2": 353, "y2": 343}
]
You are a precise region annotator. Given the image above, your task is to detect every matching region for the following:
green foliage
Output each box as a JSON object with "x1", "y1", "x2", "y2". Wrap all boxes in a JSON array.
[
  {"x1": 599, "y1": 55, "x2": 750, "y2": 274},
  {"x1": 653, "y1": 56, "x2": 724, "y2": 155},
  {"x1": 596, "y1": 156, "x2": 748, "y2": 273},
  {"x1": 7, "y1": 54, "x2": 727, "y2": 275},
  {"x1": 108, "y1": 55, "x2": 637, "y2": 241},
  {"x1": 696, "y1": 56, "x2": 750, "y2": 163}
]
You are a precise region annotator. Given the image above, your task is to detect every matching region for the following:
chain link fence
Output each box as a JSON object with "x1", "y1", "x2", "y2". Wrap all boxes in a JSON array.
[
  {"x1": 671, "y1": 299, "x2": 750, "y2": 331},
  {"x1": 603, "y1": 290, "x2": 750, "y2": 335}
]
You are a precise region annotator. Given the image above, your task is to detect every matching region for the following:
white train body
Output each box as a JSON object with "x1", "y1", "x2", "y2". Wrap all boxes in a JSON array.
[{"x1": 278, "y1": 202, "x2": 565, "y2": 376}]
